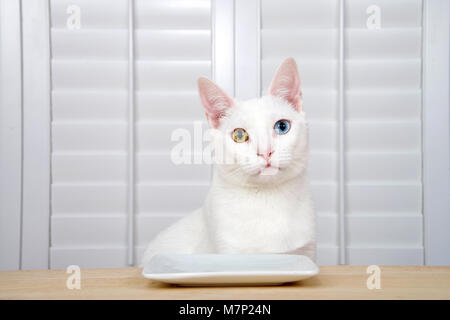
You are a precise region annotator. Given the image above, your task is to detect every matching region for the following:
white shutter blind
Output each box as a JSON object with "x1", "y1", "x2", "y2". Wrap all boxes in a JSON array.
[
  {"x1": 50, "y1": 0, "x2": 130, "y2": 268},
  {"x1": 344, "y1": 0, "x2": 422, "y2": 265},
  {"x1": 261, "y1": 0, "x2": 423, "y2": 265},
  {"x1": 133, "y1": 0, "x2": 211, "y2": 264},
  {"x1": 49, "y1": 0, "x2": 211, "y2": 268}
]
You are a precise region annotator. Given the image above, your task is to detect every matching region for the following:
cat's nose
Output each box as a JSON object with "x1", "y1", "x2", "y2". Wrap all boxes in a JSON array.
[{"x1": 257, "y1": 151, "x2": 273, "y2": 161}]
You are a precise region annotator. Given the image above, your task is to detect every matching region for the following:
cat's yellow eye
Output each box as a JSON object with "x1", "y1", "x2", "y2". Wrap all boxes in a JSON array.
[{"x1": 232, "y1": 128, "x2": 249, "y2": 143}]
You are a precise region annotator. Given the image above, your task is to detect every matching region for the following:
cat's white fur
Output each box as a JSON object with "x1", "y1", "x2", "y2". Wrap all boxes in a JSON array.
[{"x1": 141, "y1": 58, "x2": 315, "y2": 266}]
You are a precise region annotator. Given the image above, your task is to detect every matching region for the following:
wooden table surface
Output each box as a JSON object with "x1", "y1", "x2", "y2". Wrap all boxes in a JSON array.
[{"x1": 1, "y1": 266, "x2": 449, "y2": 300}]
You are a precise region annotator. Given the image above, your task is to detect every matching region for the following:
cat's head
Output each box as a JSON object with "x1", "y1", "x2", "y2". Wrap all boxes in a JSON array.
[{"x1": 198, "y1": 57, "x2": 308, "y2": 186}]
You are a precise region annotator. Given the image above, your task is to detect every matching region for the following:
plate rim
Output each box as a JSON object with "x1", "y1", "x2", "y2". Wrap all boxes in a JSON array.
[{"x1": 142, "y1": 268, "x2": 320, "y2": 280}]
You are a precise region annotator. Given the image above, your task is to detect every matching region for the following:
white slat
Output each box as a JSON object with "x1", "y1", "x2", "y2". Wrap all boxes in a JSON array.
[
  {"x1": 347, "y1": 247, "x2": 424, "y2": 266},
  {"x1": 136, "y1": 61, "x2": 210, "y2": 90},
  {"x1": 52, "y1": 184, "x2": 127, "y2": 215},
  {"x1": 52, "y1": 153, "x2": 127, "y2": 183},
  {"x1": 21, "y1": 0, "x2": 51, "y2": 270},
  {"x1": 53, "y1": 91, "x2": 128, "y2": 121},
  {"x1": 346, "y1": 90, "x2": 421, "y2": 120},
  {"x1": 52, "y1": 123, "x2": 127, "y2": 151},
  {"x1": 50, "y1": 0, "x2": 128, "y2": 29},
  {"x1": 136, "y1": 30, "x2": 211, "y2": 60},
  {"x1": 261, "y1": 0, "x2": 338, "y2": 28},
  {"x1": 346, "y1": 29, "x2": 421, "y2": 59},
  {"x1": 137, "y1": 184, "x2": 209, "y2": 214},
  {"x1": 346, "y1": 152, "x2": 421, "y2": 182},
  {"x1": 51, "y1": 29, "x2": 127, "y2": 59},
  {"x1": 52, "y1": 216, "x2": 127, "y2": 246},
  {"x1": 50, "y1": 247, "x2": 128, "y2": 269},
  {"x1": 346, "y1": 121, "x2": 421, "y2": 151},
  {"x1": 310, "y1": 183, "x2": 337, "y2": 213},
  {"x1": 0, "y1": 0, "x2": 22, "y2": 270},
  {"x1": 347, "y1": 184, "x2": 421, "y2": 214},
  {"x1": 52, "y1": 60, "x2": 128, "y2": 89},
  {"x1": 345, "y1": 0, "x2": 422, "y2": 28},
  {"x1": 345, "y1": 60, "x2": 421, "y2": 89},
  {"x1": 137, "y1": 121, "x2": 208, "y2": 152},
  {"x1": 136, "y1": 92, "x2": 204, "y2": 121},
  {"x1": 262, "y1": 29, "x2": 337, "y2": 59},
  {"x1": 137, "y1": 153, "x2": 210, "y2": 183},
  {"x1": 346, "y1": 215, "x2": 423, "y2": 247},
  {"x1": 134, "y1": 0, "x2": 210, "y2": 29}
]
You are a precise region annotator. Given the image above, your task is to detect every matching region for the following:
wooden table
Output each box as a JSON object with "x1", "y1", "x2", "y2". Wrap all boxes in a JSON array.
[{"x1": 0, "y1": 266, "x2": 449, "y2": 299}]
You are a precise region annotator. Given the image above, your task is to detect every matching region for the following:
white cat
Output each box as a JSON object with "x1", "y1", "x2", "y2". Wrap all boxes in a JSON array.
[{"x1": 141, "y1": 58, "x2": 315, "y2": 266}]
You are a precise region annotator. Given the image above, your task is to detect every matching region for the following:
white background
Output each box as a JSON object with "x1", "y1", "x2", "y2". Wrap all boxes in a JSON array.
[{"x1": 0, "y1": 0, "x2": 449, "y2": 270}]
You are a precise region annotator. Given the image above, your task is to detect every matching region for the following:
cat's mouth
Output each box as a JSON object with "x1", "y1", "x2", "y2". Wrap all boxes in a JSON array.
[{"x1": 257, "y1": 165, "x2": 280, "y2": 176}]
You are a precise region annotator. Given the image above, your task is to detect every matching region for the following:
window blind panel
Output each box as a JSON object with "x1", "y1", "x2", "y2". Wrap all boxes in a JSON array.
[
  {"x1": 136, "y1": 61, "x2": 210, "y2": 90},
  {"x1": 52, "y1": 123, "x2": 127, "y2": 151},
  {"x1": 311, "y1": 184, "x2": 337, "y2": 214},
  {"x1": 346, "y1": 215, "x2": 423, "y2": 247},
  {"x1": 346, "y1": 153, "x2": 421, "y2": 182},
  {"x1": 134, "y1": 0, "x2": 212, "y2": 254},
  {"x1": 137, "y1": 154, "x2": 210, "y2": 183},
  {"x1": 317, "y1": 214, "x2": 338, "y2": 245},
  {"x1": 137, "y1": 184, "x2": 209, "y2": 214},
  {"x1": 346, "y1": 121, "x2": 421, "y2": 151},
  {"x1": 137, "y1": 92, "x2": 205, "y2": 121},
  {"x1": 346, "y1": 90, "x2": 421, "y2": 120},
  {"x1": 50, "y1": 248, "x2": 128, "y2": 269},
  {"x1": 51, "y1": 29, "x2": 128, "y2": 59},
  {"x1": 308, "y1": 153, "x2": 337, "y2": 182},
  {"x1": 300, "y1": 91, "x2": 337, "y2": 121},
  {"x1": 261, "y1": 0, "x2": 338, "y2": 28},
  {"x1": 346, "y1": 29, "x2": 421, "y2": 59},
  {"x1": 52, "y1": 216, "x2": 127, "y2": 246},
  {"x1": 308, "y1": 122, "x2": 337, "y2": 152},
  {"x1": 134, "y1": 0, "x2": 210, "y2": 29},
  {"x1": 345, "y1": 60, "x2": 421, "y2": 89},
  {"x1": 345, "y1": 0, "x2": 422, "y2": 28},
  {"x1": 50, "y1": 0, "x2": 128, "y2": 29},
  {"x1": 347, "y1": 184, "x2": 421, "y2": 214},
  {"x1": 346, "y1": 248, "x2": 423, "y2": 266},
  {"x1": 50, "y1": 0, "x2": 129, "y2": 267},
  {"x1": 52, "y1": 61, "x2": 128, "y2": 89},
  {"x1": 53, "y1": 91, "x2": 128, "y2": 121},
  {"x1": 137, "y1": 122, "x2": 209, "y2": 152},
  {"x1": 52, "y1": 185, "x2": 127, "y2": 214},
  {"x1": 345, "y1": 0, "x2": 423, "y2": 264},
  {"x1": 136, "y1": 30, "x2": 210, "y2": 60},
  {"x1": 262, "y1": 30, "x2": 337, "y2": 58},
  {"x1": 261, "y1": 0, "x2": 340, "y2": 264},
  {"x1": 52, "y1": 154, "x2": 126, "y2": 183}
]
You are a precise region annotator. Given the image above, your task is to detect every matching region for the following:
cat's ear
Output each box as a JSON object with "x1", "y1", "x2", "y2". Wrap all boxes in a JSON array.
[
  {"x1": 198, "y1": 77, "x2": 235, "y2": 128},
  {"x1": 268, "y1": 57, "x2": 302, "y2": 111}
]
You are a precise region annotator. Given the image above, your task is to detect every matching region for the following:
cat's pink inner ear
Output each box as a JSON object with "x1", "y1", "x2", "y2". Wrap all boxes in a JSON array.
[
  {"x1": 269, "y1": 57, "x2": 303, "y2": 111},
  {"x1": 198, "y1": 77, "x2": 234, "y2": 128}
]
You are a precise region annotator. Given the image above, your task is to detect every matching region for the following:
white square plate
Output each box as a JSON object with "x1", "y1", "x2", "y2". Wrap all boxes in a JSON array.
[{"x1": 142, "y1": 254, "x2": 319, "y2": 286}]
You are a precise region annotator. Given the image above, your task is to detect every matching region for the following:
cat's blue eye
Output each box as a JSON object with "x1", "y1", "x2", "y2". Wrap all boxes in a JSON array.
[{"x1": 274, "y1": 119, "x2": 291, "y2": 135}]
